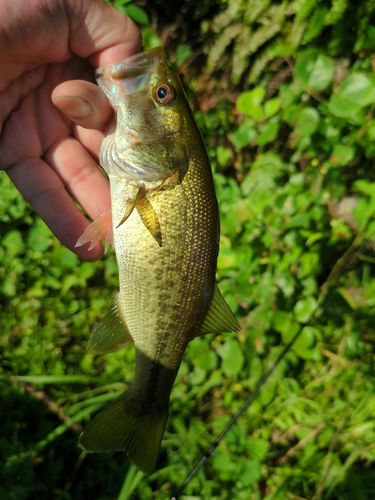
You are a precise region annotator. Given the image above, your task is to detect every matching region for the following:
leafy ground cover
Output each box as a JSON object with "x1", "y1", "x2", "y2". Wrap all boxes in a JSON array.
[{"x1": 1, "y1": 1, "x2": 375, "y2": 499}]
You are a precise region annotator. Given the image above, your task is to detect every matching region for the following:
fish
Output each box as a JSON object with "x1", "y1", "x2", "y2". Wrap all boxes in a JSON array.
[{"x1": 75, "y1": 47, "x2": 240, "y2": 475}]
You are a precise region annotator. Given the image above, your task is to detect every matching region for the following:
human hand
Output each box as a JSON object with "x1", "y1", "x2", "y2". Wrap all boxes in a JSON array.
[{"x1": 0, "y1": 0, "x2": 140, "y2": 259}]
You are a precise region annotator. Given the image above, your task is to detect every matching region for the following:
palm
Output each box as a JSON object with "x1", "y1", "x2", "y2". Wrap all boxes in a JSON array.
[
  {"x1": 1, "y1": 58, "x2": 92, "y2": 165},
  {"x1": 0, "y1": 0, "x2": 140, "y2": 259},
  {"x1": 0, "y1": 54, "x2": 108, "y2": 260}
]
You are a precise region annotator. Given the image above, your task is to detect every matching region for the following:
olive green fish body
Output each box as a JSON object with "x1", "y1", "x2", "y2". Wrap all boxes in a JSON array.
[
  {"x1": 77, "y1": 48, "x2": 239, "y2": 474},
  {"x1": 113, "y1": 139, "x2": 219, "y2": 367}
]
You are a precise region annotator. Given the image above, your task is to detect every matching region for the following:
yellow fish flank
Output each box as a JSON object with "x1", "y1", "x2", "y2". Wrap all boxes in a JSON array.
[{"x1": 76, "y1": 47, "x2": 239, "y2": 475}]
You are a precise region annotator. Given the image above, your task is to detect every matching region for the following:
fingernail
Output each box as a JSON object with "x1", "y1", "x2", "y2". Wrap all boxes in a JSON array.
[{"x1": 52, "y1": 96, "x2": 92, "y2": 119}]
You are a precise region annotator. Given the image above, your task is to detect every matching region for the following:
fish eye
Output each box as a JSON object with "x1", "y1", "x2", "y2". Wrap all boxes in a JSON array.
[{"x1": 154, "y1": 84, "x2": 175, "y2": 104}]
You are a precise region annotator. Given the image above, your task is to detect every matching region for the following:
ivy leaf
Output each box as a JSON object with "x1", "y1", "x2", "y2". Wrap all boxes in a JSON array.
[
  {"x1": 122, "y1": 4, "x2": 150, "y2": 24},
  {"x1": 2, "y1": 230, "x2": 25, "y2": 257},
  {"x1": 294, "y1": 50, "x2": 334, "y2": 91},
  {"x1": 328, "y1": 94, "x2": 362, "y2": 118},
  {"x1": 329, "y1": 144, "x2": 355, "y2": 166},
  {"x1": 328, "y1": 74, "x2": 375, "y2": 118},
  {"x1": 340, "y1": 74, "x2": 375, "y2": 107},
  {"x1": 216, "y1": 339, "x2": 244, "y2": 377},
  {"x1": 295, "y1": 107, "x2": 320, "y2": 136},
  {"x1": 236, "y1": 87, "x2": 266, "y2": 121},
  {"x1": 294, "y1": 296, "x2": 318, "y2": 323},
  {"x1": 217, "y1": 145, "x2": 232, "y2": 166}
]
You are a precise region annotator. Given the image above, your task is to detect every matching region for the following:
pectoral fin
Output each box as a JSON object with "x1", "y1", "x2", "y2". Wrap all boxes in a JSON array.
[
  {"x1": 87, "y1": 294, "x2": 133, "y2": 354},
  {"x1": 195, "y1": 284, "x2": 240, "y2": 337},
  {"x1": 76, "y1": 210, "x2": 113, "y2": 252},
  {"x1": 115, "y1": 188, "x2": 161, "y2": 247},
  {"x1": 136, "y1": 195, "x2": 162, "y2": 246},
  {"x1": 116, "y1": 191, "x2": 139, "y2": 229}
]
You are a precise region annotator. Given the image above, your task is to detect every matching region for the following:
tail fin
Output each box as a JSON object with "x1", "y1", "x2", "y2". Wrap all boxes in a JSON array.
[{"x1": 79, "y1": 390, "x2": 168, "y2": 475}]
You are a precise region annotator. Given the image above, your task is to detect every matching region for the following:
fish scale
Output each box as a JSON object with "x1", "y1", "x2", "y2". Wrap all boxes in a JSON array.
[{"x1": 76, "y1": 47, "x2": 240, "y2": 475}]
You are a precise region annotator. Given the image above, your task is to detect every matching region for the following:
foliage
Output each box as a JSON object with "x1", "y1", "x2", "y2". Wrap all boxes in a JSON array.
[
  {"x1": 2, "y1": 1, "x2": 375, "y2": 500},
  {"x1": 108, "y1": 0, "x2": 150, "y2": 25},
  {"x1": 202, "y1": 0, "x2": 375, "y2": 84}
]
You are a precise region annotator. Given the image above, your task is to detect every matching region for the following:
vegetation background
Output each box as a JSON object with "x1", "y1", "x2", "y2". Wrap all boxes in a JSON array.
[{"x1": 1, "y1": 0, "x2": 375, "y2": 498}]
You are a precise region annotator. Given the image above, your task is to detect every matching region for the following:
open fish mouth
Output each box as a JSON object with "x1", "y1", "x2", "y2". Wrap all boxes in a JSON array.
[
  {"x1": 95, "y1": 47, "x2": 165, "y2": 80},
  {"x1": 95, "y1": 48, "x2": 172, "y2": 99}
]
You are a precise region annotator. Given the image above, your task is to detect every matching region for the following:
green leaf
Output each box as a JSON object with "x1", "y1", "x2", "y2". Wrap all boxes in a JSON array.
[
  {"x1": 2, "y1": 230, "x2": 24, "y2": 257},
  {"x1": 329, "y1": 144, "x2": 355, "y2": 166},
  {"x1": 273, "y1": 310, "x2": 293, "y2": 335},
  {"x1": 354, "y1": 180, "x2": 375, "y2": 197},
  {"x1": 328, "y1": 94, "x2": 362, "y2": 118},
  {"x1": 117, "y1": 465, "x2": 144, "y2": 500},
  {"x1": 294, "y1": 296, "x2": 318, "y2": 323},
  {"x1": 189, "y1": 338, "x2": 217, "y2": 372},
  {"x1": 213, "y1": 451, "x2": 235, "y2": 474},
  {"x1": 122, "y1": 4, "x2": 150, "y2": 24},
  {"x1": 328, "y1": 74, "x2": 375, "y2": 118},
  {"x1": 353, "y1": 195, "x2": 375, "y2": 232},
  {"x1": 238, "y1": 458, "x2": 261, "y2": 486},
  {"x1": 293, "y1": 326, "x2": 319, "y2": 359},
  {"x1": 141, "y1": 27, "x2": 162, "y2": 50},
  {"x1": 27, "y1": 219, "x2": 53, "y2": 253},
  {"x1": 295, "y1": 107, "x2": 320, "y2": 136},
  {"x1": 241, "y1": 153, "x2": 284, "y2": 206},
  {"x1": 79, "y1": 261, "x2": 96, "y2": 280},
  {"x1": 245, "y1": 437, "x2": 269, "y2": 460},
  {"x1": 236, "y1": 87, "x2": 266, "y2": 120},
  {"x1": 298, "y1": 252, "x2": 320, "y2": 278},
  {"x1": 175, "y1": 44, "x2": 192, "y2": 67},
  {"x1": 259, "y1": 379, "x2": 277, "y2": 406},
  {"x1": 61, "y1": 274, "x2": 79, "y2": 295},
  {"x1": 217, "y1": 145, "x2": 232, "y2": 166},
  {"x1": 308, "y1": 54, "x2": 334, "y2": 91},
  {"x1": 264, "y1": 98, "x2": 281, "y2": 118},
  {"x1": 216, "y1": 339, "x2": 244, "y2": 376},
  {"x1": 268, "y1": 44, "x2": 294, "y2": 58},
  {"x1": 257, "y1": 120, "x2": 279, "y2": 146},
  {"x1": 340, "y1": 74, "x2": 375, "y2": 107},
  {"x1": 54, "y1": 246, "x2": 79, "y2": 270},
  {"x1": 294, "y1": 50, "x2": 334, "y2": 91},
  {"x1": 114, "y1": 0, "x2": 133, "y2": 6},
  {"x1": 230, "y1": 117, "x2": 257, "y2": 149}
]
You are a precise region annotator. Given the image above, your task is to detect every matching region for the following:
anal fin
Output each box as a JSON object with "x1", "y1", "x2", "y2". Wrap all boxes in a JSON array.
[
  {"x1": 195, "y1": 284, "x2": 240, "y2": 337},
  {"x1": 88, "y1": 294, "x2": 133, "y2": 354}
]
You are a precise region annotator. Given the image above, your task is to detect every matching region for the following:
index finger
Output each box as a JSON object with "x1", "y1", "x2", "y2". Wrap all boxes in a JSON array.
[{"x1": 66, "y1": 0, "x2": 141, "y2": 67}]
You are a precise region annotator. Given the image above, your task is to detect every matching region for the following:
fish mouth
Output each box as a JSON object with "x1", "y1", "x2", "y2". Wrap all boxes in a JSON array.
[
  {"x1": 95, "y1": 47, "x2": 166, "y2": 80},
  {"x1": 96, "y1": 48, "x2": 168, "y2": 98}
]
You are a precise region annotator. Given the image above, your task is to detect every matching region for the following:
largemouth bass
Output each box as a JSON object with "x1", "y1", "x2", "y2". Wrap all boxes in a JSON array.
[{"x1": 76, "y1": 47, "x2": 239, "y2": 475}]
